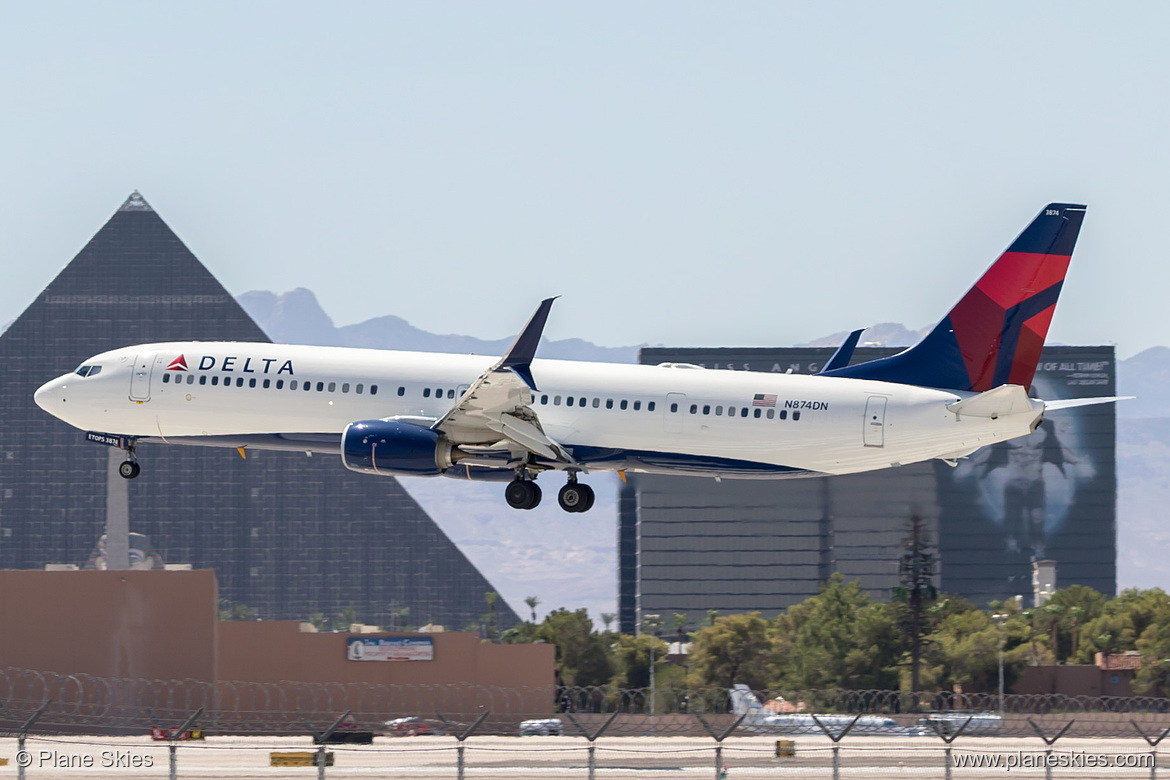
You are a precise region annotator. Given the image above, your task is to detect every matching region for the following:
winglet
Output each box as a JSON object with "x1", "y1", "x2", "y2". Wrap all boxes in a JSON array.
[
  {"x1": 819, "y1": 329, "x2": 865, "y2": 374},
  {"x1": 499, "y1": 297, "x2": 557, "y2": 390}
]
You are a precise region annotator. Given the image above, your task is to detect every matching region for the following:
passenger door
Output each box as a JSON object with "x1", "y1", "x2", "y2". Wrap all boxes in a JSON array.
[
  {"x1": 863, "y1": 396, "x2": 887, "y2": 447},
  {"x1": 129, "y1": 352, "x2": 156, "y2": 401}
]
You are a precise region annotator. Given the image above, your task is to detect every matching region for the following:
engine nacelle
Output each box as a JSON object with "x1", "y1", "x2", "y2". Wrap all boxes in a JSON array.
[{"x1": 341, "y1": 419, "x2": 455, "y2": 476}]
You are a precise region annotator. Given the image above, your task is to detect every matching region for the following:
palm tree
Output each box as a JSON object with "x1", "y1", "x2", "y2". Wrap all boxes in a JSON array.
[
  {"x1": 524, "y1": 595, "x2": 541, "y2": 623},
  {"x1": 600, "y1": 613, "x2": 616, "y2": 632},
  {"x1": 485, "y1": 592, "x2": 499, "y2": 641}
]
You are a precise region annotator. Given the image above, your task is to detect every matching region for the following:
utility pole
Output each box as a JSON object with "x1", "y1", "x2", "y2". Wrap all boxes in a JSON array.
[
  {"x1": 992, "y1": 612, "x2": 1008, "y2": 717},
  {"x1": 643, "y1": 613, "x2": 662, "y2": 716},
  {"x1": 895, "y1": 514, "x2": 936, "y2": 712}
]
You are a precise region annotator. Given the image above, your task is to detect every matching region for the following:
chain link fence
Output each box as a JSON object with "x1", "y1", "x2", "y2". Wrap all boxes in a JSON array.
[{"x1": 2, "y1": 668, "x2": 1170, "y2": 778}]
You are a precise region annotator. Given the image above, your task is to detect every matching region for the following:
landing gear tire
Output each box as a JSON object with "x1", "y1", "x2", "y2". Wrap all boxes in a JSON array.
[
  {"x1": 118, "y1": 460, "x2": 140, "y2": 480},
  {"x1": 505, "y1": 479, "x2": 542, "y2": 510},
  {"x1": 558, "y1": 482, "x2": 595, "y2": 513}
]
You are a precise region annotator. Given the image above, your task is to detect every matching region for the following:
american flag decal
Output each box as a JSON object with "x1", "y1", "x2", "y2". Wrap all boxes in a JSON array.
[{"x1": 752, "y1": 393, "x2": 777, "y2": 408}]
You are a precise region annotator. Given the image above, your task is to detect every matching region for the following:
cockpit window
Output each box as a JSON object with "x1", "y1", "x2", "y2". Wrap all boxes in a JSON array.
[{"x1": 74, "y1": 365, "x2": 102, "y2": 377}]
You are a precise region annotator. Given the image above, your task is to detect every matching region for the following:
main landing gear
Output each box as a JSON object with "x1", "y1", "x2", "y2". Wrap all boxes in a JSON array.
[
  {"x1": 504, "y1": 473, "x2": 595, "y2": 513},
  {"x1": 557, "y1": 480, "x2": 595, "y2": 513},
  {"x1": 505, "y1": 478, "x2": 542, "y2": 510}
]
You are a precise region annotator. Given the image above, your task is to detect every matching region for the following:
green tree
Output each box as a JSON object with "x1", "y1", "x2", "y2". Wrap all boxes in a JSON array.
[
  {"x1": 338, "y1": 606, "x2": 357, "y2": 630},
  {"x1": 524, "y1": 596, "x2": 541, "y2": 623},
  {"x1": 611, "y1": 633, "x2": 670, "y2": 689},
  {"x1": 600, "y1": 613, "x2": 616, "y2": 632},
  {"x1": 307, "y1": 612, "x2": 328, "y2": 631},
  {"x1": 538, "y1": 608, "x2": 614, "y2": 686},
  {"x1": 772, "y1": 574, "x2": 900, "y2": 690},
  {"x1": 485, "y1": 592, "x2": 499, "y2": 641},
  {"x1": 912, "y1": 600, "x2": 1031, "y2": 693},
  {"x1": 1078, "y1": 588, "x2": 1170, "y2": 663},
  {"x1": 687, "y1": 612, "x2": 772, "y2": 689},
  {"x1": 1045, "y1": 585, "x2": 1106, "y2": 662}
]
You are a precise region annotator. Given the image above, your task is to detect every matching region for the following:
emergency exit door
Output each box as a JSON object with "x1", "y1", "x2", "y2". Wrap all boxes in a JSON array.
[{"x1": 863, "y1": 396, "x2": 887, "y2": 447}]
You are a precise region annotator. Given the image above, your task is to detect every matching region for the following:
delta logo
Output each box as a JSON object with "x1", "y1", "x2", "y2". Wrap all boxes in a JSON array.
[{"x1": 166, "y1": 355, "x2": 189, "y2": 371}]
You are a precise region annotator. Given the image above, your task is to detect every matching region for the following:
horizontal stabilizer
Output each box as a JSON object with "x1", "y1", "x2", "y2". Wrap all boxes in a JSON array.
[
  {"x1": 946, "y1": 384, "x2": 1037, "y2": 419},
  {"x1": 1044, "y1": 396, "x2": 1134, "y2": 411}
]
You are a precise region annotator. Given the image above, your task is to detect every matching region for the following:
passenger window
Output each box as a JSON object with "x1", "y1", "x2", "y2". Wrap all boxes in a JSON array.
[
  {"x1": 263, "y1": 379, "x2": 270, "y2": 388},
  {"x1": 554, "y1": 396, "x2": 561, "y2": 406},
  {"x1": 315, "y1": 382, "x2": 323, "y2": 392},
  {"x1": 397, "y1": 386, "x2": 404, "y2": 396},
  {"x1": 328, "y1": 382, "x2": 336, "y2": 392},
  {"x1": 753, "y1": 408, "x2": 761, "y2": 418},
  {"x1": 212, "y1": 376, "x2": 220, "y2": 386},
  {"x1": 690, "y1": 404, "x2": 697, "y2": 414},
  {"x1": 670, "y1": 403, "x2": 678, "y2": 413},
  {"x1": 238, "y1": 377, "x2": 246, "y2": 387},
  {"x1": 370, "y1": 385, "x2": 378, "y2": 395},
  {"x1": 276, "y1": 380, "x2": 284, "y2": 390},
  {"x1": 342, "y1": 383, "x2": 349, "y2": 393},
  {"x1": 187, "y1": 374, "x2": 195, "y2": 384},
  {"x1": 592, "y1": 398, "x2": 600, "y2": 408},
  {"x1": 200, "y1": 375, "x2": 207, "y2": 386},
  {"x1": 356, "y1": 384, "x2": 363, "y2": 394},
  {"x1": 715, "y1": 406, "x2": 723, "y2": 416},
  {"x1": 435, "y1": 388, "x2": 442, "y2": 397},
  {"x1": 780, "y1": 409, "x2": 788, "y2": 420},
  {"x1": 728, "y1": 406, "x2": 735, "y2": 416},
  {"x1": 541, "y1": 395, "x2": 548, "y2": 405},
  {"x1": 741, "y1": 408, "x2": 748, "y2": 418},
  {"x1": 249, "y1": 378, "x2": 257, "y2": 388},
  {"x1": 448, "y1": 389, "x2": 455, "y2": 399},
  {"x1": 424, "y1": 388, "x2": 431, "y2": 398},
  {"x1": 633, "y1": 401, "x2": 642, "y2": 411},
  {"x1": 606, "y1": 399, "x2": 614, "y2": 409},
  {"x1": 766, "y1": 409, "x2": 774, "y2": 419},
  {"x1": 290, "y1": 380, "x2": 297, "y2": 390},
  {"x1": 566, "y1": 396, "x2": 574, "y2": 406},
  {"x1": 162, "y1": 373, "x2": 170, "y2": 384},
  {"x1": 304, "y1": 382, "x2": 311, "y2": 391},
  {"x1": 703, "y1": 405, "x2": 710, "y2": 415},
  {"x1": 620, "y1": 400, "x2": 628, "y2": 410},
  {"x1": 793, "y1": 411, "x2": 801, "y2": 421}
]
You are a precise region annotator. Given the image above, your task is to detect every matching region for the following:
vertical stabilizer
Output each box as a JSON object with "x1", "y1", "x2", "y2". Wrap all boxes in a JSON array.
[{"x1": 823, "y1": 203, "x2": 1086, "y2": 392}]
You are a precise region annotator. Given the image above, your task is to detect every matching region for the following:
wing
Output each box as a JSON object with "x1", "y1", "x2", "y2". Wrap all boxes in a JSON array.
[{"x1": 431, "y1": 298, "x2": 576, "y2": 466}]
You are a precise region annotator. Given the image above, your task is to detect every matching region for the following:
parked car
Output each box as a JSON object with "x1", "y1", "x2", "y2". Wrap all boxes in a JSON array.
[
  {"x1": 519, "y1": 718, "x2": 563, "y2": 736},
  {"x1": 384, "y1": 716, "x2": 444, "y2": 736}
]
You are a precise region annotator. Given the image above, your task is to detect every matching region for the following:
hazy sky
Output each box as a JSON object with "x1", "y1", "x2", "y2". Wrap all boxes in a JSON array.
[{"x1": 2, "y1": 3, "x2": 1165, "y2": 357}]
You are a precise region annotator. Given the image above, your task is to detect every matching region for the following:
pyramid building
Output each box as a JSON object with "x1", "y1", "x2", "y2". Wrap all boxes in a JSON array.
[{"x1": 0, "y1": 193, "x2": 517, "y2": 628}]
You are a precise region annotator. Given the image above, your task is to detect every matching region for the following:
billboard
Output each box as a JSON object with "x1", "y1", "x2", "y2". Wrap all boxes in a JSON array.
[{"x1": 346, "y1": 637, "x2": 435, "y2": 662}]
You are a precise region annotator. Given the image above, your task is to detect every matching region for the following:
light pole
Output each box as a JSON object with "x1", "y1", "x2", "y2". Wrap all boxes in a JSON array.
[
  {"x1": 992, "y1": 613, "x2": 1008, "y2": 717},
  {"x1": 643, "y1": 613, "x2": 661, "y2": 716}
]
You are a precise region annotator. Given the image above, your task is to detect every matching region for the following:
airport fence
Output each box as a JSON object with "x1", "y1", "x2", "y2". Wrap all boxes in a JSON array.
[{"x1": 3, "y1": 668, "x2": 1170, "y2": 778}]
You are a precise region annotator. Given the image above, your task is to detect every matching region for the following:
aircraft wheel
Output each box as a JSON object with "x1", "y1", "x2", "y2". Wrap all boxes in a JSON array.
[
  {"x1": 505, "y1": 479, "x2": 541, "y2": 510},
  {"x1": 558, "y1": 482, "x2": 594, "y2": 513},
  {"x1": 579, "y1": 483, "x2": 595, "y2": 512},
  {"x1": 118, "y1": 460, "x2": 140, "y2": 480}
]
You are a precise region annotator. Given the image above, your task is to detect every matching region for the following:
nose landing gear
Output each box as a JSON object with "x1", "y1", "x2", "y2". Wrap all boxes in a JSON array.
[{"x1": 117, "y1": 441, "x2": 140, "y2": 479}]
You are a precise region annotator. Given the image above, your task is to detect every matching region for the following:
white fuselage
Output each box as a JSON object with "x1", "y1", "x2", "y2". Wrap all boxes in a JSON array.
[{"x1": 35, "y1": 342, "x2": 1043, "y2": 478}]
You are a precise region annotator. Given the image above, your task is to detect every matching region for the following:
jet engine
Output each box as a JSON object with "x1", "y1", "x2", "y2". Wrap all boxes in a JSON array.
[{"x1": 341, "y1": 419, "x2": 456, "y2": 476}]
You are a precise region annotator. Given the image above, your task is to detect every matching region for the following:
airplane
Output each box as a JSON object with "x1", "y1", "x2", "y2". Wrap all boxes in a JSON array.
[
  {"x1": 728, "y1": 684, "x2": 901, "y2": 735},
  {"x1": 35, "y1": 203, "x2": 1127, "y2": 513}
]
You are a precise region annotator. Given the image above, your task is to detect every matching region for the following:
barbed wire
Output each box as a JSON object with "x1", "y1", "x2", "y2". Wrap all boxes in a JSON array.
[{"x1": 1, "y1": 668, "x2": 1168, "y2": 738}]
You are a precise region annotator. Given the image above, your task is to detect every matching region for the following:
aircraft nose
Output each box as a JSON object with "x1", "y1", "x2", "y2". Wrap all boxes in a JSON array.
[{"x1": 34, "y1": 375, "x2": 68, "y2": 415}]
